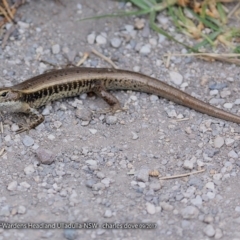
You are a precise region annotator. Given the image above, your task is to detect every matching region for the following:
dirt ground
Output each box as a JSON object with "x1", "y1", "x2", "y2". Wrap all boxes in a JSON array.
[{"x1": 0, "y1": 0, "x2": 240, "y2": 239}]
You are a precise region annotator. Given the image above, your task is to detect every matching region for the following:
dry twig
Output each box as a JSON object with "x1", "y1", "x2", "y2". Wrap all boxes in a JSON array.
[
  {"x1": 76, "y1": 52, "x2": 90, "y2": 66},
  {"x1": 159, "y1": 169, "x2": 205, "y2": 180},
  {"x1": 91, "y1": 48, "x2": 118, "y2": 69}
]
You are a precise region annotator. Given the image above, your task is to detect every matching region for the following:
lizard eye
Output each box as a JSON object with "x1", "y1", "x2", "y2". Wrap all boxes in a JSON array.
[{"x1": 0, "y1": 91, "x2": 8, "y2": 97}]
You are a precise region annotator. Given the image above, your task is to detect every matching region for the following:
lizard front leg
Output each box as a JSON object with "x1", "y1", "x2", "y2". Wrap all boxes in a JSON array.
[{"x1": 16, "y1": 108, "x2": 44, "y2": 134}]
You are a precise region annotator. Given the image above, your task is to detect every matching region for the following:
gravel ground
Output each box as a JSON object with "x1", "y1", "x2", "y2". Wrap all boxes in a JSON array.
[{"x1": 0, "y1": 0, "x2": 240, "y2": 239}]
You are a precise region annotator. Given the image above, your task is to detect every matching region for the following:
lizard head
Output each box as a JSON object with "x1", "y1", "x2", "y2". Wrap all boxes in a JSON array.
[
  {"x1": 0, "y1": 88, "x2": 19, "y2": 101},
  {"x1": 0, "y1": 88, "x2": 24, "y2": 113}
]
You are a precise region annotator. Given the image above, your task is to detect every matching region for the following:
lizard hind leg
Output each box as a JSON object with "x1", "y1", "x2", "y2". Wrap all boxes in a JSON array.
[{"x1": 93, "y1": 86, "x2": 123, "y2": 114}]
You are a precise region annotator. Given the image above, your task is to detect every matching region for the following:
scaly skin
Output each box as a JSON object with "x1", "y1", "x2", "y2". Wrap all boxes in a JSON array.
[{"x1": 0, "y1": 67, "x2": 240, "y2": 133}]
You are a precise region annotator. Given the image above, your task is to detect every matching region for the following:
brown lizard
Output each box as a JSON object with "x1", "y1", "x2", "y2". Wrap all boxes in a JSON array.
[{"x1": 0, "y1": 67, "x2": 240, "y2": 133}]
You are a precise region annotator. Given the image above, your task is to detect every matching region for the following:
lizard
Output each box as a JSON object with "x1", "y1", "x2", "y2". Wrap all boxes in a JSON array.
[{"x1": 0, "y1": 67, "x2": 240, "y2": 134}]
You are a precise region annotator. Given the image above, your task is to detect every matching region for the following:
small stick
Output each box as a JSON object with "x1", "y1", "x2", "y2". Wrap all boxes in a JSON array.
[
  {"x1": 0, "y1": 148, "x2": 4, "y2": 156},
  {"x1": 227, "y1": 1, "x2": 240, "y2": 18},
  {"x1": 91, "y1": 48, "x2": 118, "y2": 69},
  {"x1": 165, "y1": 53, "x2": 171, "y2": 68},
  {"x1": 165, "y1": 53, "x2": 240, "y2": 66},
  {"x1": 174, "y1": 118, "x2": 190, "y2": 122},
  {"x1": 0, "y1": 122, "x2": 3, "y2": 134},
  {"x1": 0, "y1": 5, "x2": 12, "y2": 23},
  {"x1": 76, "y1": 52, "x2": 89, "y2": 66},
  {"x1": 2, "y1": 24, "x2": 15, "y2": 49},
  {"x1": 3, "y1": 0, "x2": 14, "y2": 20},
  {"x1": 159, "y1": 169, "x2": 205, "y2": 180},
  {"x1": 165, "y1": 53, "x2": 240, "y2": 57}
]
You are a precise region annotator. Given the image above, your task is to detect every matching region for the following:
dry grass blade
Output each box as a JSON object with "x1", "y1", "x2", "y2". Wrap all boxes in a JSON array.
[
  {"x1": 76, "y1": 52, "x2": 89, "y2": 66},
  {"x1": 165, "y1": 53, "x2": 240, "y2": 65},
  {"x1": 159, "y1": 169, "x2": 205, "y2": 180},
  {"x1": 91, "y1": 48, "x2": 118, "y2": 69},
  {"x1": 0, "y1": 148, "x2": 5, "y2": 156},
  {"x1": 0, "y1": 0, "x2": 26, "y2": 27},
  {"x1": 0, "y1": 4, "x2": 12, "y2": 23},
  {"x1": 2, "y1": 24, "x2": 15, "y2": 48},
  {"x1": 2, "y1": 0, "x2": 13, "y2": 19},
  {"x1": 227, "y1": 1, "x2": 240, "y2": 18}
]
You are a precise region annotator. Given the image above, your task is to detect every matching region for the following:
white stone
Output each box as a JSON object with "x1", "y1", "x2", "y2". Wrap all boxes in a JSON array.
[
  {"x1": 205, "y1": 182, "x2": 214, "y2": 190},
  {"x1": 169, "y1": 71, "x2": 183, "y2": 85},
  {"x1": 146, "y1": 202, "x2": 156, "y2": 215},
  {"x1": 228, "y1": 150, "x2": 238, "y2": 158},
  {"x1": 203, "y1": 224, "x2": 215, "y2": 237},
  {"x1": 223, "y1": 103, "x2": 233, "y2": 109},
  {"x1": 24, "y1": 165, "x2": 35, "y2": 175},
  {"x1": 96, "y1": 34, "x2": 107, "y2": 45},
  {"x1": 225, "y1": 138, "x2": 235, "y2": 146},
  {"x1": 89, "y1": 129, "x2": 97, "y2": 134},
  {"x1": 7, "y1": 181, "x2": 18, "y2": 191},
  {"x1": 183, "y1": 160, "x2": 193, "y2": 170},
  {"x1": 214, "y1": 136, "x2": 224, "y2": 148}
]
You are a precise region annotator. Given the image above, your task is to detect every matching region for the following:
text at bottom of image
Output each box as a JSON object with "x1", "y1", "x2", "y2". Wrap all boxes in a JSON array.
[{"x1": 0, "y1": 222, "x2": 157, "y2": 229}]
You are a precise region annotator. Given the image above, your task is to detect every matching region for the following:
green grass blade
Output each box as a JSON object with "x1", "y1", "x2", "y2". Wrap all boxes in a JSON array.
[
  {"x1": 234, "y1": 46, "x2": 240, "y2": 54},
  {"x1": 79, "y1": 9, "x2": 152, "y2": 22},
  {"x1": 217, "y1": 2, "x2": 227, "y2": 24},
  {"x1": 149, "y1": 11, "x2": 199, "y2": 52},
  {"x1": 129, "y1": 0, "x2": 151, "y2": 10},
  {"x1": 187, "y1": 8, "x2": 221, "y2": 31},
  {"x1": 193, "y1": 30, "x2": 222, "y2": 49},
  {"x1": 167, "y1": 6, "x2": 183, "y2": 30}
]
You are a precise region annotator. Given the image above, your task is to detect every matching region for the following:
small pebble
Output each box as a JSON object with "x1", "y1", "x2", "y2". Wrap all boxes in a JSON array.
[
  {"x1": 89, "y1": 129, "x2": 97, "y2": 134},
  {"x1": 52, "y1": 44, "x2": 60, "y2": 54},
  {"x1": 132, "y1": 132, "x2": 139, "y2": 140},
  {"x1": 106, "y1": 116, "x2": 117, "y2": 125},
  {"x1": 75, "y1": 109, "x2": 92, "y2": 121},
  {"x1": 169, "y1": 71, "x2": 183, "y2": 85},
  {"x1": 48, "y1": 134, "x2": 55, "y2": 140},
  {"x1": 104, "y1": 209, "x2": 112, "y2": 218},
  {"x1": 96, "y1": 34, "x2": 107, "y2": 45},
  {"x1": 53, "y1": 121, "x2": 62, "y2": 129},
  {"x1": 205, "y1": 182, "x2": 214, "y2": 191},
  {"x1": 228, "y1": 150, "x2": 238, "y2": 158},
  {"x1": 139, "y1": 44, "x2": 151, "y2": 55},
  {"x1": 97, "y1": 172, "x2": 105, "y2": 179},
  {"x1": 11, "y1": 124, "x2": 19, "y2": 132},
  {"x1": 87, "y1": 32, "x2": 96, "y2": 44},
  {"x1": 209, "y1": 83, "x2": 227, "y2": 90},
  {"x1": 146, "y1": 202, "x2": 156, "y2": 215},
  {"x1": 136, "y1": 169, "x2": 149, "y2": 182},
  {"x1": 160, "y1": 202, "x2": 174, "y2": 211},
  {"x1": 86, "y1": 160, "x2": 97, "y2": 166},
  {"x1": 7, "y1": 181, "x2": 18, "y2": 191},
  {"x1": 223, "y1": 103, "x2": 233, "y2": 109},
  {"x1": 20, "y1": 182, "x2": 30, "y2": 189},
  {"x1": 110, "y1": 37, "x2": 122, "y2": 48},
  {"x1": 214, "y1": 136, "x2": 224, "y2": 148},
  {"x1": 36, "y1": 148, "x2": 55, "y2": 165},
  {"x1": 149, "y1": 182, "x2": 161, "y2": 191},
  {"x1": 183, "y1": 160, "x2": 193, "y2": 170},
  {"x1": 181, "y1": 206, "x2": 199, "y2": 219},
  {"x1": 215, "y1": 228, "x2": 223, "y2": 239},
  {"x1": 18, "y1": 21, "x2": 30, "y2": 29},
  {"x1": 0, "y1": 206, "x2": 10, "y2": 217},
  {"x1": 24, "y1": 165, "x2": 35, "y2": 175},
  {"x1": 17, "y1": 205, "x2": 26, "y2": 214},
  {"x1": 203, "y1": 224, "x2": 215, "y2": 237},
  {"x1": 22, "y1": 136, "x2": 35, "y2": 147},
  {"x1": 63, "y1": 229, "x2": 77, "y2": 240},
  {"x1": 150, "y1": 95, "x2": 158, "y2": 102}
]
